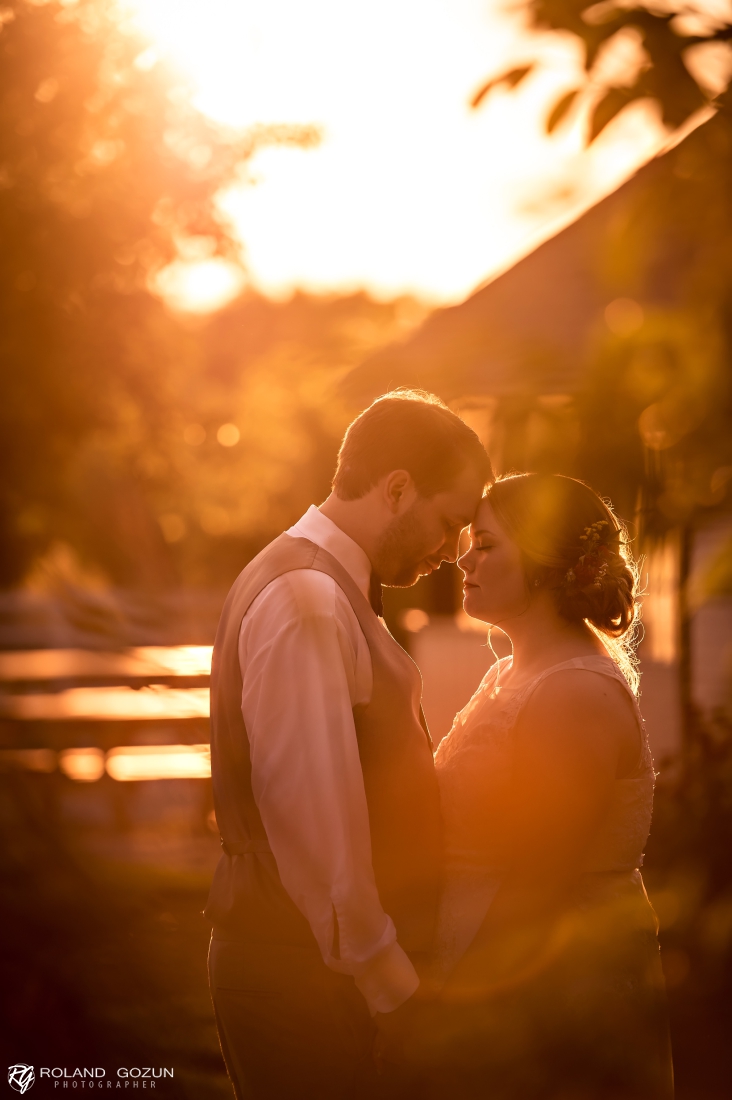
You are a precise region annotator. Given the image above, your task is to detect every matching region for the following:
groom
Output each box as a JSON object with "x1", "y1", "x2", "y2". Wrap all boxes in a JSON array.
[{"x1": 205, "y1": 390, "x2": 491, "y2": 1099}]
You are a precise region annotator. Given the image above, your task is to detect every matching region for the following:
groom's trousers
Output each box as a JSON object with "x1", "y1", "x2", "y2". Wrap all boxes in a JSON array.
[{"x1": 209, "y1": 936, "x2": 380, "y2": 1100}]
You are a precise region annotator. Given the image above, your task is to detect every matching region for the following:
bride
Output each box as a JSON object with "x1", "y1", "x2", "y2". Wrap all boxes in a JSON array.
[{"x1": 407, "y1": 473, "x2": 674, "y2": 1099}]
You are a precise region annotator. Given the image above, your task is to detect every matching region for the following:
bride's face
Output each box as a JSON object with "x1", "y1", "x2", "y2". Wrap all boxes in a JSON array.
[{"x1": 458, "y1": 500, "x2": 528, "y2": 624}]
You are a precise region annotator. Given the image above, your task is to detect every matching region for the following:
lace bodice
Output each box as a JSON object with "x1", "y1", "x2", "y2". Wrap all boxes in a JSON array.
[
  {"x1": 435, "y1": 654, "x2": 655, "y2": 875},
  {"x1": 432, "y1": 654, "x2": 656, "y2": 977}
]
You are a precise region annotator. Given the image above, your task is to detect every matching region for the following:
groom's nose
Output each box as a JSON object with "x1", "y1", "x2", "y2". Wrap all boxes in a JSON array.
[{"x1": 440, "y1": 527, "x2": 462, "y2": 564}]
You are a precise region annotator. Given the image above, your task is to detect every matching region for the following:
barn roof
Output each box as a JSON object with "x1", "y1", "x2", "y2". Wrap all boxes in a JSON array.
[{"x1": 342, "y1": 133, "x2": 693, "y2": 404}]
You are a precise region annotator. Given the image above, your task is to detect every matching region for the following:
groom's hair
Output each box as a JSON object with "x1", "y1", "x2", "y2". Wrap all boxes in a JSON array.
[{"x1": 333, "y1": 390, "x2": 492, "y2": 500}]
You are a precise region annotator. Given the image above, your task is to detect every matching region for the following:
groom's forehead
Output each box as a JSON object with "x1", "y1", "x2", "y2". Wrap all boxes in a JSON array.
[
  {"x1": 433, "y1": 486, "x2": 483, "y2": 527},
  {"x1": 446, "y1": 470, "x2": 486, "y2": 514}
]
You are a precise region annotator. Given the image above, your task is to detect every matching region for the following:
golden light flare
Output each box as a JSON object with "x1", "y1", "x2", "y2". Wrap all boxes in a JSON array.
[
  {"x1": 59, "y1": 747, "x2": 106, "y2": 783},
  {"x1": 0, "y1": 745, "x2": 212, "y2": 782},
  {"x1": 0, "y1": 646, "x2": 213, "y2": 680},
  {"x1": 0, "y1": 686, "x2": 210, "y2": 721},
  {"x1": 123, "y1": 0, "x2": 671, "y2": 309},
  {"x1": 106, "y1": 744, "x2": 211, "y2": 781},
  {"x1": 150, "y1": 258, "x2": 245, "y2": 313}
]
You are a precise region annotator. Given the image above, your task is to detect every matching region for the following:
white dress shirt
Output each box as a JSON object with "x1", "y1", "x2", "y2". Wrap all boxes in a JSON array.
[{"x1": 238, "y1": 505, "x2": 420, "y2": 1014}]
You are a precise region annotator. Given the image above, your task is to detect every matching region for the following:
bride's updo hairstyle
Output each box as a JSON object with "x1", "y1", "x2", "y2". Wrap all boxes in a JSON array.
[{"x1": 485, "y1": 473, "x2": 640, "y2": 690}]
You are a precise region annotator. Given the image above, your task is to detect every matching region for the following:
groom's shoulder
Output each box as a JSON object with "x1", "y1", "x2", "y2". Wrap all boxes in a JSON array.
[
  {"x1": 243, "y1": 564, "x2": 341, "y2": 628},
  {"x1": 235, "y1": 531, "x2": 316, "y2": 576}
]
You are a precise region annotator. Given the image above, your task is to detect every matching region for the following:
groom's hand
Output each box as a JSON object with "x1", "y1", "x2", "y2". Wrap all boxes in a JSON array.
[
  {"x1": 373, "y1": 998, "x2": 414, "y2": 1071},
  {"x1": 373, "y1": 979, "x2": 436, "y2": 1071}
]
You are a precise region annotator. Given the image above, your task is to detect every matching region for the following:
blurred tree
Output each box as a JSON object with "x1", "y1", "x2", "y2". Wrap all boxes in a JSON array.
[
  {"x1": 0, "y1": 0, "x2": 315, "y2": 587},
  {"x1": 567, "y1": 115, "x2": 732, "y2": 528},
  {"x1": 471, "y1": 4, "x2": 732, "y2": 748},
  {"x1": 474, "y1": 0, "x2": 732, "y2": 140},
  {"x1": 144, "y1": 292, "x2": 427, "y2": 589},
  {"x1": 471, "y1": 0, "x2": 732, "y2": 535}
]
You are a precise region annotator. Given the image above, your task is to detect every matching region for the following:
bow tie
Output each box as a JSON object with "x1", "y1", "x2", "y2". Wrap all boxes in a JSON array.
[{"x1": 368, "y1": 572, "x2": 383, "y2": 617}]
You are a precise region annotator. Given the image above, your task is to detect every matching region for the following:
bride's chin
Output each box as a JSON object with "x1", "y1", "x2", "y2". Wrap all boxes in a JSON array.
[{"x1": 463, "y1": 591, "x2": 486, "y2": 620}]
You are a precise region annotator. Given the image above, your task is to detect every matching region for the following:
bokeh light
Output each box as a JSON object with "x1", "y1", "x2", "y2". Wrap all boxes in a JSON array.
[
  {"x1": 106, "y1": 744, "x2": 211, "y2": 781},
  {"x1": 216, "y1": 423, "x2": 240, "y2": 447},
  {"x1": 151, "y1": 258, "x2": 245, "y2": 314},
  {"x1": 605, "y1": 297, "x2": 644, "y2": 336},
  {"x1": 59, "y1": 747, "x2": 106, "y2": 783}
]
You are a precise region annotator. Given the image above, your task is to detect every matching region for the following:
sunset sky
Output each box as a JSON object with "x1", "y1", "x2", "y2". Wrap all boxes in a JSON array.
[{"x1": 127, "y1": 0, "x2": 675, "y2": 310}]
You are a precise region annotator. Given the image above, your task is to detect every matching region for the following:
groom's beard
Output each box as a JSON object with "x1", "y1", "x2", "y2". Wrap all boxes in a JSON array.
[{"x1": 372, "y1": 503, "x2": 437, "y2": 587}]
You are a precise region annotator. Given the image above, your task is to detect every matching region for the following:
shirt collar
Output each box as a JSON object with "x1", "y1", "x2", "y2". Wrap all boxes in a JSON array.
[{"x1": 286, "y1": 505, "x2": 372, "y2": 602}]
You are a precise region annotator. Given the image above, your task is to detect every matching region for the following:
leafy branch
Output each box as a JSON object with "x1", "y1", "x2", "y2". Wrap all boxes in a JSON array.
[{"x1": 472, "y1": 1, "x2": 732, "y2": 142}]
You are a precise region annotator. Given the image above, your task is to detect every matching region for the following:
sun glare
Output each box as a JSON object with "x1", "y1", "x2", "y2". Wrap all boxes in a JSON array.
[
  {"x1": 127, "y1": 0, "x2": 670, "y2": 308},
  {"x1": 0, "y1": 686, "x2": 210, "y2": 721},
  {"x1": 106, "y1": 744, "x2": 211, "y2": 781},
  {"x1": 151, "y1": 258, "x2": 245, "y2": 314}
]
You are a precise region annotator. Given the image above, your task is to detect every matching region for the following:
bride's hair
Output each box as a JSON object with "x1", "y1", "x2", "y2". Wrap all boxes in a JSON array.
[{"x1": 485, "y1": 473, "x2": 640, "y2": 691}]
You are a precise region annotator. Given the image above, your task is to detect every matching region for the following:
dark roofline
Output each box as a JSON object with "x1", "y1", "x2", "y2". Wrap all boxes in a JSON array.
[{"x1": 342, "y1": 128, "x2": 697, "y2": 405}]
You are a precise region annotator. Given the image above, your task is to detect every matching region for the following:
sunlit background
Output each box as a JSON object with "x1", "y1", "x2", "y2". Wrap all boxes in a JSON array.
[{"x1": 126, "y1": 0, "x2": 676, "y2": 309}]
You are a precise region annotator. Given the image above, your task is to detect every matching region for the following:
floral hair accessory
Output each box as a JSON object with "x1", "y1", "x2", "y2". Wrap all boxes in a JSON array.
[{"x1": 564, "y1": 520, "x2": 613, "y2": 589}]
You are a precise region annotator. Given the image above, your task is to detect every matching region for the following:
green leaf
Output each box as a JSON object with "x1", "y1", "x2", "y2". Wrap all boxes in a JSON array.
[
  {"x1": 636, "y1": 16, "x2": 709, "y2": 127},
  {"x1": 546, "y1": 88, "x2": 581, "y2": 133},
  {"x1": 589, "y1": 86, "x2": 634, "y2": 140},
  {"x1": 470, "y1": 65, "x2": 534, "y2": 109}
]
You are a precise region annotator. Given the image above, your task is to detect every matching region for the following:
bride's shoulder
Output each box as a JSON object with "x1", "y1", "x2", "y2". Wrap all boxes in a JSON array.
[
  {"x1": 526, "y1": 664, "x2": 633, "y2": 707},
  {"x1": 515, "y1": 665, "x2": 639, "y2": 755}
]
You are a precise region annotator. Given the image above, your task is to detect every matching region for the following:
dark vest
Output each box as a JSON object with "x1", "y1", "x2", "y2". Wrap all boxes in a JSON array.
[{"x1": 204, "y1": 533, "x2": 443, "y2": 953}]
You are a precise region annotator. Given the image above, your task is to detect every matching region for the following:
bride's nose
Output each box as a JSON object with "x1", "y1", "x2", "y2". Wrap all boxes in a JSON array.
[{"x1": 458, "y1": 547, "x2": 474, "y2": 574}]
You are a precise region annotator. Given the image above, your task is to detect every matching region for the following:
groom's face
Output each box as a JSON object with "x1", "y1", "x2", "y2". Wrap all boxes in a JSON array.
[{"x1": 373, "y1": 466, "x2": 484, "y2": 587}]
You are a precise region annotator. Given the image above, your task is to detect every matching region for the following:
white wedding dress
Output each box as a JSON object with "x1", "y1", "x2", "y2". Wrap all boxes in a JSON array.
[
  {"x1": 426, "y1": 653, "x2": 674, "y2": 1099},
  {"x1": 434, "y1": 653, "x2": 655, "y2": 976}
]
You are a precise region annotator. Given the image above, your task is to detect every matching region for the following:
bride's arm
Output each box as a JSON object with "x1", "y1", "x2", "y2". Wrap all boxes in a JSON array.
[{"x1": 443, "y1": 669, "x2": 638, "y2": 999}]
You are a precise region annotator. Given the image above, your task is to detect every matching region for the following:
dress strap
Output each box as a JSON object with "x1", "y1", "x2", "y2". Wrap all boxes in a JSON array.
[
  {"x1": 483, "y1": 654, "x2": 512, "y2": 692},
  {"x1": 517, "y1": 656, "x2": 640, "y2": 717},
  {"x1": 512, "y1": 656, "x2": 647, "y2": 775}
]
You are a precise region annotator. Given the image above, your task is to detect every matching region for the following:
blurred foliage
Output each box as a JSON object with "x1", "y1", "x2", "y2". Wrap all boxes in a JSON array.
[
  {"x1": 475, "y1": 0, "x2": 732, "y2": 141},
  {"x1": 694, "y1": 534, "x2": 732, "y2": 602},
  {"x1": 573, "y1": 113, "x2": 732, "y2": 537},
  {"x1": 105, "y1": 292, "x2": 425, "y2": 589},
  {"x1": 645, "y1": 706, "x2": 732, "y2": 1094},
  {"x1": 469, "y1": 2, "x2": 732, "y2": 536},
  {"x1": 10, "y1": 289, "x2": 423, "y2": 594},
  {"x1": 454, "y1": 113, "x2": 732, "y2": 540},
  {"x1": 0, "y1": 0, "x2": 319, "y2": 589}
]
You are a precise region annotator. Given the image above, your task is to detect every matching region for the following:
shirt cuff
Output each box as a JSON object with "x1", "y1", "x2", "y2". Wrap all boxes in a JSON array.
[{"x1": 353, "y1": 940, "x2": 420, "y2": 1016}]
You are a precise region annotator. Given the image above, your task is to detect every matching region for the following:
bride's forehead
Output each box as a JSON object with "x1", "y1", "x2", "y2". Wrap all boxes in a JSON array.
[{"x1": 472, "y1": 499, "x2": 500, "y2": 534}]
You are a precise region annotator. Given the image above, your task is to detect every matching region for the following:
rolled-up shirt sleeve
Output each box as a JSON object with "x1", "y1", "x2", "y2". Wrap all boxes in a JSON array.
[{"x1": 239, "y1": 569, "x2": 419, "y2": 1014}]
